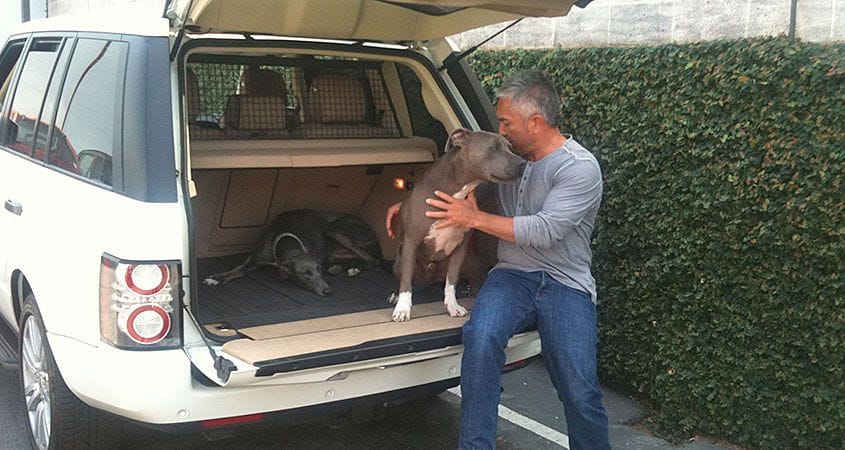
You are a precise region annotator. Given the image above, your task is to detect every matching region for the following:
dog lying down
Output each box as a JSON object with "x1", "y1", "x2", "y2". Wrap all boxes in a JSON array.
[
  {"x1": 390, "y1": 128, "x2": 524, "y2": 321},
  {"x1": 204, "y1": 209, "x2": 382, "y2": 296}
]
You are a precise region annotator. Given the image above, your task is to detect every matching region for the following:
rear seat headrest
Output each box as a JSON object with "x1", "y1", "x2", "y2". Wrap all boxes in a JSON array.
[
  {"x1": 224, "y1": 95, "x2": 287, "y2": 131},
  {"x1": 304, "y1": 74, "x2": 368, "y2": 124},
  {"x1": 242, "y1": 67, "x2": 287, "y2": 98}
]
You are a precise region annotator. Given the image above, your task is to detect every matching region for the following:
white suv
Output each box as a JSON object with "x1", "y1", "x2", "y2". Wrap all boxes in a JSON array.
[{"x1": 0, "y1": 1, "x2": 584, "y2": 447}]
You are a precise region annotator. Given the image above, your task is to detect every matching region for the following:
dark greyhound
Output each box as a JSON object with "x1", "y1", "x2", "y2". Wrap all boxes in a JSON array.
[
  {"x1": 204, "y1": 209, "x2": 381, "y2": 296},
  {"x1": 390, "y1": 128, "x2": 524, "y2": 321}
]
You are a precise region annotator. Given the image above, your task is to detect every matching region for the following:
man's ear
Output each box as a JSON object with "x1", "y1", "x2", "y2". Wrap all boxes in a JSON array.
[
  {"x1": 528, "y1": 114, "x2": 545, "y2": 134},
  {"x1": 447, "y1": 128, "x2": 469, "y2": 151}
]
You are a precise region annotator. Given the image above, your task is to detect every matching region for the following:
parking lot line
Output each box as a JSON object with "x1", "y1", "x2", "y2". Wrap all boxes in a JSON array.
[{"x1": 447, "y1": 387, "x2": 570, "y2": 449}]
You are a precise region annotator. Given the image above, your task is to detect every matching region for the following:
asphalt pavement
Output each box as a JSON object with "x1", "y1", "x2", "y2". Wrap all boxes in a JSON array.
[{"x1": 0, "y1": 357, "x2": 735, "y2": 449}]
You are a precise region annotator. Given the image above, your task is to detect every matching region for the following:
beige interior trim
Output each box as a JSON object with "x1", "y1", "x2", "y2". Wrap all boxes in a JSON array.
[
  {"x1": 190, "y1": 137, "x2": 436, "y2": 169},
  {"x1": 223, "y1": 298, "x2": 475, "y2": 364},
  {"x1": 240, "y1": 298, "x2": 475, "y2": 340},
  {"x1": 183, "y1": 0, "x2": 575, "y2": 42}
]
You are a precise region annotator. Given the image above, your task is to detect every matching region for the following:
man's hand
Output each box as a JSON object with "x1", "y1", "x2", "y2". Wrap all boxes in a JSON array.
[
  {"x1": 385, "y1": 202, "x2": 401, "y2": 239},
  {"x1": 425, "y1": 191, "x2": 480, "y2": 229}
]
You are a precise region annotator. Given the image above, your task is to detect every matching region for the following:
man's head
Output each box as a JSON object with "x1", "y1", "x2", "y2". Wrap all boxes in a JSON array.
[{"x1": 495, "y1": 70, "x2": 561, "y2": 157}]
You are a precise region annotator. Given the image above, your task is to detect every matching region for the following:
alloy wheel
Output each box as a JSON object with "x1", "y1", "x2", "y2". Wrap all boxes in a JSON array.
[{"x1": 21, "y1": 314, "x2": 51, "y2": 450}]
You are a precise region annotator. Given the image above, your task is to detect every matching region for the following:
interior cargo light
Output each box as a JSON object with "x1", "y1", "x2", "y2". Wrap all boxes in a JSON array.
[{"x1": 393, "y1": 177, "x2": 413, "y2": 191}]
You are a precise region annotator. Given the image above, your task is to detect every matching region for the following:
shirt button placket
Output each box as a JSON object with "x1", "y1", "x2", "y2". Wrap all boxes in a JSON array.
[{"x1": 517, "y1": 164, "x2": 530, "y2": 213}]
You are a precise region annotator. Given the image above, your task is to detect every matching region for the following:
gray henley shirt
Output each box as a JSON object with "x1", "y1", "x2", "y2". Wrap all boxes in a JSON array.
[{"x1": 493, "y1": 136, "x2": 603, "y2": 302}]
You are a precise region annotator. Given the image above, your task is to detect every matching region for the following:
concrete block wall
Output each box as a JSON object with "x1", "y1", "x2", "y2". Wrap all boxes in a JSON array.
[
  {"x1": 44, "y1": 0, "x2": 844, "y2": 48},
  {"x1": 452, "y1": 0, "x2": 844, "y2": 49},
  {"x1": 47, "y1": 0, "x2": 163, "y2": 16}
]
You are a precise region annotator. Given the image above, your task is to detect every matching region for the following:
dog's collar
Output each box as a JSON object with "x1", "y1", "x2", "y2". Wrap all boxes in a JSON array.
[{"x1": 274, "y1": 232, "x2": 308, "y2": 253}]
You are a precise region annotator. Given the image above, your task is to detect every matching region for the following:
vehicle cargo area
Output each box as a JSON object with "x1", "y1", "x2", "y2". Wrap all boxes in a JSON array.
[{"x1": 185, "y1": 44, "x2": 483, "y2": 366}]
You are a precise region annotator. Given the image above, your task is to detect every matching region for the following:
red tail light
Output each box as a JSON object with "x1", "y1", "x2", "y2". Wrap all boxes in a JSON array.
[
  {"x1": 123, "y1": 264, "x2": 169, "y2": 295},
  {"x1": 100, "y1": 254, "x2": 182, "y2": 349},
  {"x1": 124, "y1": 304, "x2": 171, "y2": 345},
  {"x1": 201, "y1": 413, "x2": 265, "y2": 429}
]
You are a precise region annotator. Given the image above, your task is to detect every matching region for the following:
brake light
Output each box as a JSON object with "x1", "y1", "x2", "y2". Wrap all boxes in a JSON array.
[
  {"x1": 503, "y1": 358, "x2": 532, "y2": 373},
  {"x1": 121, "y1": 264, "x2": 169, "y2": 295},
  {"x1": 123, "y1": 304, "x2": 171, "y2": 344},
  {"x1": 100, "y1": 254, "x2": 182, "y2": 349},
  {"x1": 201, "y1": 413, "x2": 264, "y2": 429}
]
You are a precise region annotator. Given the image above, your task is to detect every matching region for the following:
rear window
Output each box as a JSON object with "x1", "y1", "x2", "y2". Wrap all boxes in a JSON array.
[{"x1": 50, "y1": 38, "x2": 127, "y2": 186}]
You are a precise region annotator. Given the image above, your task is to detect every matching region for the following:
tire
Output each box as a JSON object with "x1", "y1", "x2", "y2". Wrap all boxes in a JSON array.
[{"x1": 18, "y1": 294, "x2": 122, "y2": 449}]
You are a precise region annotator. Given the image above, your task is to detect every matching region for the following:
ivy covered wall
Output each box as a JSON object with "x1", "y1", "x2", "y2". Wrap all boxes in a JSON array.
[{"x1": 469, "y1": 38, "x2": 844, "y2": 449}]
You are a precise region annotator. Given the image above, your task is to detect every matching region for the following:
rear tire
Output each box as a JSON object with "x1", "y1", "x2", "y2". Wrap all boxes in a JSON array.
[{"x1": 18, "y1": 294, "x2": 122, "y2": 449}]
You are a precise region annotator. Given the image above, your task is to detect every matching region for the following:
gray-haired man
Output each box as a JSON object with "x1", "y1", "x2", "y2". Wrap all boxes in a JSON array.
[{"x1": 386, "y1": 70, "x2": 610, "y2": 449}]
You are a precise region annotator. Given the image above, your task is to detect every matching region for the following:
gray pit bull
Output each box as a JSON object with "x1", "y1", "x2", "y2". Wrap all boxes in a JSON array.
[
  {"x1": 204, "y1": 209, "x2": 381, "y2": 296},
  {"x1": 390, "y1": 128, "x2": 524, "y2": 321}
]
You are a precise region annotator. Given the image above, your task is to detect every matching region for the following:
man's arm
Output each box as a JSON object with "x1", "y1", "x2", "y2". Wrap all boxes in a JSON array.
[{"x1": 424, "y1": 191, "x2": 516, "y2": 242}]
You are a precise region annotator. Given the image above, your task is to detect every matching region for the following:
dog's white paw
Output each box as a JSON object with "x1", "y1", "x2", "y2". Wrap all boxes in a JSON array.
[
  {"x1": 443, "y1": 284, "x2": 466, "y2": 317},
  {"x1": 392, "y1": 308, "x2": 411, "y2": 322},
  {"x1": 391, "y1": 292, "x2": 412, "y2": 322},
  {"x1": 445, "y1": 300, "x2": 468, "y2": 317},
  {"x1": 347, "y1": 267, "x2": 361, "y2": 277},
  {"x1": 203, "y1": 277, "x2": 219, "y2": 286}
]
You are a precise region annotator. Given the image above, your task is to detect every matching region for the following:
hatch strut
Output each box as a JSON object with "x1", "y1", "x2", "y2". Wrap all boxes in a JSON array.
[
  {"x1": 166, "y1": 0, "x2": 196, "y2": 61},
  {"x1": 182, "y1": 303, "x2": 237, "y2": 382},
  {"x1": 438, "y1": 18, "x2": 523, "y2": 72}
]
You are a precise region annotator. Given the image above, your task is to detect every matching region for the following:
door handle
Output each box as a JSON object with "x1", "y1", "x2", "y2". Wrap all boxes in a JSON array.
[{"x1": 4, "y1": 199, "x2": 22, "y2": 216}]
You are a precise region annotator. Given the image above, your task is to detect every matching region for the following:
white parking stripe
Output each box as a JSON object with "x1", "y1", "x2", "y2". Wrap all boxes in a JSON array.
[{"x1": 447, "y1": 387, "x2": 570, "y2": 449}]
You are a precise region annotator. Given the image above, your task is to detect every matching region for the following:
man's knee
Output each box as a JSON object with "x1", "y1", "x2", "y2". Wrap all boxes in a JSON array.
[{"x1": 462, "y1": 317, "x2": 509, "y2": 353}]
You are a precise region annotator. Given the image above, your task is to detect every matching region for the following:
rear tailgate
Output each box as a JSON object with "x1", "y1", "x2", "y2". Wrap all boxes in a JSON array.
[{"x1": 166, "y1": 0, "x2": 591, "y2": 42}]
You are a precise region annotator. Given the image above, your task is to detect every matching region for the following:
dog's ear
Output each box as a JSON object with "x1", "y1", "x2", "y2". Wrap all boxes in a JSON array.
[{"x1": 447, "y1": 128, "x2": 470, "y2": 151}]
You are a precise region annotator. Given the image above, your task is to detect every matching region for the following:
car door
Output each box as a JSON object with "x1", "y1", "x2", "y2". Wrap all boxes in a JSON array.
[{"x1": 0, "y1": 37, "x2": 28, "y2": 326}]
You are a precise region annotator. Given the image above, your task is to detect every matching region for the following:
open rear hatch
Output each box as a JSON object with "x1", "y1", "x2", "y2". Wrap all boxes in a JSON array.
[{"x1": 166, "y1": 0, "x2": 586, "y2": 42}]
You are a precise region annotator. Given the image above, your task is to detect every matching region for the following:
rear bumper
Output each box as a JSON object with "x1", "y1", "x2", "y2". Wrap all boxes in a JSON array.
[{"x1": 46, "y1": 330, "x2": 541, "y2": 425}]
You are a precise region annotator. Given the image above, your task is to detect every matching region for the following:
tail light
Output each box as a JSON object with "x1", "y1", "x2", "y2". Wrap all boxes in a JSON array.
[{"x1": 100, "y1": 254, "x2": 182, "y2": 349}]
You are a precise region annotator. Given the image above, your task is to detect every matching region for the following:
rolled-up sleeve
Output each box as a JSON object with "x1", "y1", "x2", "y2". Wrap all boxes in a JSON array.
[{"x1": 513, "y1": 159, "x2": 602, "y2": 249}]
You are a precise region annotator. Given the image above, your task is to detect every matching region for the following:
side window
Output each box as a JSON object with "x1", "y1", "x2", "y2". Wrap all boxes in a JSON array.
[
  {"x1": 50, "y1": 38, "x2": 128, "y2": 186},
  {"x1": 0, "y1": 40, "x2": 26, "y2": 116},
  {"x1": 33, "y1": 39, "x2": 72, "y2": 162},
  {"x1": 7, "y1": 39, "x2": 62, "y2": 156},
  {"x1": 397, "y1": 64, "x2": 448, "y2": 150}
]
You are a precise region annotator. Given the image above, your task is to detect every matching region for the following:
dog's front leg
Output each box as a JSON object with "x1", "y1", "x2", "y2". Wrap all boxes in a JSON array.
[
  {"x1": 392, "y1": 235, "x2": 417, "y2": 322},
  {"x1": 203, "y1": 256, "x2": 256, "y2": 285},
  {"x1": 443, "y1": 237, "x2": 470, "y2": 317},
  {"x1": 326, "y1": 231, "x2": 380, "y2": 267}
]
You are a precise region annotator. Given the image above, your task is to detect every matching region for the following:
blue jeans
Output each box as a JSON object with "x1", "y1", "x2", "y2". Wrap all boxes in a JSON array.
[{"x1": 459, "y1": 269, "x2": 610, "y2": 450}]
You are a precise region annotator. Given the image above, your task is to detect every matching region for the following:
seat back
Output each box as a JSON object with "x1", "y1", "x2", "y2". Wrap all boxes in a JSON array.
[{"x1": 292, "y1": 74, "x2": 395, "y2": 138}]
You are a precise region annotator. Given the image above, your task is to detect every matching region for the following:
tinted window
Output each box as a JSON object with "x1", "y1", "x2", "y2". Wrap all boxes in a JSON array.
[
  {"x1": 0, "y1": 40, "x2": 25, "y2": 147},
  {"x1": 50, "y1": 39, "x2": 127, "y2": 186},
  {"x1": 398, "y1": 64, "x2": 447, "y2": 150},
  {"x1": 32, "y1": 39, "x2": 72, "y2": 162},
  {"x1": 0, "y1": 40, "x2": 25, "y2": 114},
  {"x1": 7, "y1": 39, "x2": 62, "y2": 156}
]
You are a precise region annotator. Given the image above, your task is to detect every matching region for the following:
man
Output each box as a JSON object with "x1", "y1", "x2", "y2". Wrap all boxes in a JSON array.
[{"x1": 387, "y1": 70, "x2": 610, "y2": 449}]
